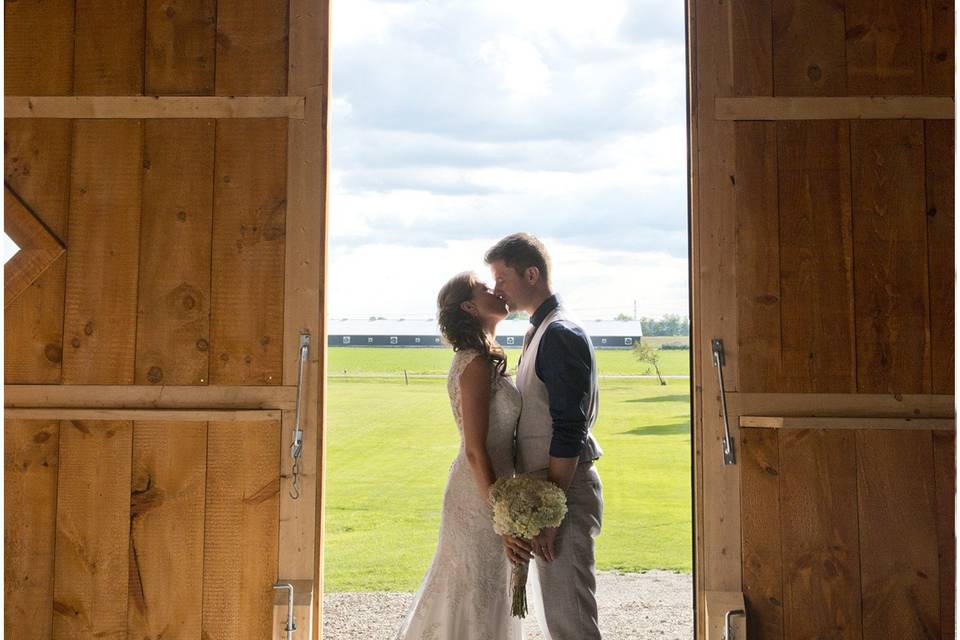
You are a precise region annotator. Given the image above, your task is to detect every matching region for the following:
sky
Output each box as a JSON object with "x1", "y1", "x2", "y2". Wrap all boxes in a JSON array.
[{"x1": 328, "y1": 0, "x2": 689, "y2": 321}]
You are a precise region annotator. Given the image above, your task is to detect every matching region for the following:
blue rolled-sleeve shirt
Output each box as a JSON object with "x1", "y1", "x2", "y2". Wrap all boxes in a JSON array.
[{"x1": 527, "y1": 295, "x2": 593, "y2": 459}]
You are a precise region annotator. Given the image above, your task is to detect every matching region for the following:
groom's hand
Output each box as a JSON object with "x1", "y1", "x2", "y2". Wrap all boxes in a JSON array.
[
  {"x1": 532, "y1": 527, "x2": 559, "y2": 562},
  {"x1": 501, "y1": 535, "x2": 533, "y2": 564}
]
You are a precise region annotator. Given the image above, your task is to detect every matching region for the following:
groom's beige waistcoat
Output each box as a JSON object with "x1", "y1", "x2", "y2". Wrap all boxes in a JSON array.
[{"x1": 515, "y1": 305, "x2": 602, "y2": 474}]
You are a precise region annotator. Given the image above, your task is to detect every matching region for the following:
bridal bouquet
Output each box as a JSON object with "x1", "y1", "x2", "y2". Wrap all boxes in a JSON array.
[{"x1": 489, "y1": 475, "x2": 568, "y2": 617}]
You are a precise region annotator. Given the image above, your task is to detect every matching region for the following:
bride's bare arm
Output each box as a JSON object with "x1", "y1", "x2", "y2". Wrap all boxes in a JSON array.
[{"x1": 459, "y1": 355, "x2": 498, "y2": 504}]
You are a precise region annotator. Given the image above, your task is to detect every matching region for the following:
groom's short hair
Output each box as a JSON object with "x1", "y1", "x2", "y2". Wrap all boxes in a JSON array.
[{"x1": 485, "y1": 233, "x2": 551, "y2": 286}]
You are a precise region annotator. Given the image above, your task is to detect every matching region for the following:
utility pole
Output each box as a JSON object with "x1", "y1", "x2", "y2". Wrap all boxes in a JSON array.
[{"x1": 633, "y1": 299, "x2": 637, "y2": 321}]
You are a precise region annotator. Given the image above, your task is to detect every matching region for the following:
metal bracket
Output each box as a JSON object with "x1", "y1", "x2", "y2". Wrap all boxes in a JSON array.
[
  {"x1": 722, "y1": 608, "x2": 745, "y2": 640},
  {"x1": 711, "y1": 338, "x2": 736, "y2": 465},
  {"x1": 289, "y1": 333, "x2": 310, "y2": 499},
  {"x1": 273, "y1": 582, "x2": 297, "y2": 640}
]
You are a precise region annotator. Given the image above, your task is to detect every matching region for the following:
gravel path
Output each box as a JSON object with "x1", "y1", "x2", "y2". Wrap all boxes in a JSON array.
[{"x1": 323, "y1": 570, "x2": 693, "y2": 639}]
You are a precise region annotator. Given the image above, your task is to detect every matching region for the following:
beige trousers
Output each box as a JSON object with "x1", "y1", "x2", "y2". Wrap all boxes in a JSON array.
[{"x1": 527, "y1": 461, "x2": 604, "y2": 640}]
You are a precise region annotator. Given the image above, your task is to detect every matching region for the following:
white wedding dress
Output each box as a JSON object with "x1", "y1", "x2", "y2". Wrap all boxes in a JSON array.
[{"x1": 394, "y1": 348, "x2": 524, "y2": 640}]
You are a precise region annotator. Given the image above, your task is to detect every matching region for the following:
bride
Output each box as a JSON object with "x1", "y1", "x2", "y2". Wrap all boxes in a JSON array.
[{"x1": 394, "y1": 271, "x2": 532, "y2": 640}]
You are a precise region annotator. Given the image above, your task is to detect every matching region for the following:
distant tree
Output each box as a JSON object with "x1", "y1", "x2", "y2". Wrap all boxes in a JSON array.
[
  {"x1": 613, "y1": 313, "x2": 633, "y2": 321},
  {"x1": 633, "y1": 341, "x2": 667, "y2": 385},
  {"x1": 506, "y1": 311, "x2": 529, "y2": 320},
  {"x1": 639, "y1": 314, "x2": 690, "y2": 337}
]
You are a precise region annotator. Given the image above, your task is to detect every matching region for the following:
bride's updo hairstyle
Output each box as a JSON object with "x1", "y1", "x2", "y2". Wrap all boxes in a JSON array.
[{"x1": 436, "y1": 271, "x2": 507, "y2": 377}]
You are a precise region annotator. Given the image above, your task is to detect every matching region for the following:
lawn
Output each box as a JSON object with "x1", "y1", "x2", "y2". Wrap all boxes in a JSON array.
[
  {"x1": 328, "y1": 338, "x2": 691, "y2": 377},
  {"x1": 323, "y1": 347, "x2": 693, "y2": 592}
]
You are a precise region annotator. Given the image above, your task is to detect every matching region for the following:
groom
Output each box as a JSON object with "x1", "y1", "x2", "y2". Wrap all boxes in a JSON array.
[{"x1": 485, "y1": 233, "x2": 604, "y2": 640}]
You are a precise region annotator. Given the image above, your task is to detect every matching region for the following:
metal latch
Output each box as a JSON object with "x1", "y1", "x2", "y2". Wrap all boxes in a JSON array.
[
  {"x1": 711, "y1": 338, "x2": 736, "y2": 465},
  {"x1": 289, "y1": 333, "x2": 310, "y2": 499},
  {"x1": 723, "y1": 608, "x2": 745, "y2": 640},
  {"x1": 273, "y1": 582, "x2": 297, "y2": 640}
]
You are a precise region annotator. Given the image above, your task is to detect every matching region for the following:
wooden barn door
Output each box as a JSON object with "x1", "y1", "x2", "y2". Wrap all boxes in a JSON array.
[
  {"x1": 688, "y1": 0, "x2": 956, "y2": 639},
  {"x1": 4, "y1": 1, "x2": 330, "y2": 639}
]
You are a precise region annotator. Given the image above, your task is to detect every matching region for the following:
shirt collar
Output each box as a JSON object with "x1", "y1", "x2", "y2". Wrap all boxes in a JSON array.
[{"x1": 529, "y1": 294, "x2": 560, "y2": 328}]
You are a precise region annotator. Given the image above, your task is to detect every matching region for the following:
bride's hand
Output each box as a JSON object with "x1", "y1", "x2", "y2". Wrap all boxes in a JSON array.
[{"x1": 500, "y1": 534, "x2": 533, "y2": 565}]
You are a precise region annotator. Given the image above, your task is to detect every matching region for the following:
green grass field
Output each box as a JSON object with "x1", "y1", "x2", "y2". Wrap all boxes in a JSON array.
[
  {"x1": 328, "y1": 337, "x2": 691, "y2": 377},
  {"x1": 324, "y1": 346, "x2": 692, "y2": 592}
]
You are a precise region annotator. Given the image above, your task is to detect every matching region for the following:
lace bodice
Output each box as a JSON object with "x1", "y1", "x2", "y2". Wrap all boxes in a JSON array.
[
  {"x1": 447, "y1": 348, "x2": 521, "y2": 479},
  {"x1": 394, "y1": 348, "x2": 523, "y2": 639}
]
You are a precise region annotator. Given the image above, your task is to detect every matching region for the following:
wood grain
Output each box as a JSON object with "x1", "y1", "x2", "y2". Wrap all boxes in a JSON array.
[
  {"x1": 780, "y1": 429, "x2": 862, "y2": 639},
  {"x1": 4, "y1": 186, "x2": 67, "y2": 308},
  {"x1": 137, "y1": 119, "x2": 215, "y2": 386},
  {"x1": 127, "y1": 421, "x2": 206, "y2": 638},
  {"x1": 215, "y1": 0, "x2": 289, "y2": 96},
  {"x1": 4, "y1": 420, "x2": 59, "y2": 639},
  {"x1": 73, "y1": 0, "x2": 145, "y2": 95},
  {"x1": 202, "y1": 421, "x2": 280, "y2": 639},
  {"x1": 925, "y1": 120, "x2": 955, "y2": 394},
  {"x1": 777, "y1": 121, "x2": 856, "y2": 392},
  {"x1": 739, "y1": 428, "x2": 783, "y2": 640},
  {"x1": 62, "y1": 120, "x2": 144, "y2": 384},
  {"x1": 851, "y1": 120, "x2": 930, "y2": 394},
  {"x1": 209, "y1": 119, "x2": 287, "y2": 385},
  {"x1": 145, "y1": 0, "x2": 216, "y2": 95},
  {"x1": 846, "y1": 0, "x2": 924, "y2": 94},
  {"x1": 735, "y1": 120, "x2": 782, "y2": 392},
  {"x1": 922, "y1": 0, "x2": 956, "y2": 96},
  {"x1": 934, "y1": 431, "x2": 956, "y2": 640},
  {"x1": 4, "y1": 120, "x2": 73, "y2": 383},
  {"x1": 3, "y1": 0, "x2": 75, "y2": 96},
  {"x1": 772, "y1": 0, "x2": 847, "y2": 95},
  {"x1": 52, "y1": 420, "x2": 133, "y2": 638},
  {"x1": 5, "y1": 384, "x2": 297, "y2": 410},
  {"x1": 857, "y1": 429, "x2": 940, "y2": 639}
]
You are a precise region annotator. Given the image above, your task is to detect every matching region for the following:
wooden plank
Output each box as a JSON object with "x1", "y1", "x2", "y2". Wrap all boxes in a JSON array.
[
  {"x1": 284, "y1": 4, "x2": 330, "y2": 632},
  {"x1": 846, "y1": 0, "x2": 924, "y2": 95},
  {"x1": 4, "y1": 384, "x2": 297, "y2": 410},
  {"x1": 136, "y1": 119, "x2": 215, "y2": 386},
  {"x1": 923, "y1": 0, "x2": 955, "y2": 96},
  {"x1": 127, "y1": 422, "x2": 206, "y2": 638},
  {"x1": 3, "y1": 0, "x2": 75, "y2": 96},
  {"x1": 933, "y1": 431, "x2": 956, "y2": 640},
  {"x1": 5, "y1": 96, "x2": 306, "y2": 119},
  {"x1": 704, "y1": 591, "x2": 746, "y2": 640},
  {"x1": 62, "y1": 120, "x2": 144, "y2": 384},
  {"x1": 715, "y1": 96, "x2": 955, "y2": 120},
  {"x1": 52, "y1": 420, "x2": 133, "y2": 637},
  {"x1": 780, "y1": 429, "x2": 862, "y2": 639},
  {"x1": 695, "y1": 0, "x2": 742, "y2": 605},
  {"x1": 727, "y1": 391, "x2": 955, "y2": 418},
  {"x1": 857, "y1": 429, "x2": 940, "y2": 638},
  {"x1": 4, "y1": 119, "x2": 73, "y2": 383},
  {"x1": 202, "y1": 421, "x2": 280, "y2": 639},
  {"x1": 739, "y1": 428, "x2": 783, "y2": 640},
  {"x1": 735, "y1": 120, "x2": 781, "y2": 392},
  {"x1": 145, "y1": 0, "x2": 216, "y2": 95},
  {"x1": 740, "y1": 415, "x2": 955, "y2": 430},
  {"x1": 926, "y1": 120, "x2": 955, "y2": 394},
  {"x1": 777, "y1": 121, "x2": 856, "y2": 393},
  {"x1": 215, "y1": 0, "x2": 289, "y2": 96},
  {"x1": 772, "y1": 0, "x2": 846, "y2": 95},
  {"x1": 209, "y1": 119, "x2": 288, "y2": 385},
  {"x1": 731, "y1": 0, "x2": 778, "y2": 393},
  {"x1": 851, "y1": 120, "x2": 930, "y2": 394},
  {"x1": 4, "y1": 420, "x2": 59, "y2": 639},
  {"x1": 6, "y1": 408, "x2": 281, "y2": 421},
  {"x1": 4, "y1": 186, "x2": 66, "y2": 308},
  {"x1": 73, "y1": 0, "x2": 145, "y2": 95}
]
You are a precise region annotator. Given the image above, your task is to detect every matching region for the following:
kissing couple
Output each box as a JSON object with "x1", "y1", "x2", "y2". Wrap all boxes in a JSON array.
[{"x1": 395, "y1": 233, "x2": 605, "y2": 640}]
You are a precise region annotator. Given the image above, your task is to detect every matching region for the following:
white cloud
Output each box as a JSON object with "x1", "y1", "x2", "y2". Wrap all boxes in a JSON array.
[{"x1": 328, "y1": 0, "x2": 689, "y2": 319}]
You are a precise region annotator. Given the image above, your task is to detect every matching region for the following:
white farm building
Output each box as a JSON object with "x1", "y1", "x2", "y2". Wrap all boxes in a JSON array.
[{"x1": 327, "y1": 319, "x2": 644, "y2": 349}]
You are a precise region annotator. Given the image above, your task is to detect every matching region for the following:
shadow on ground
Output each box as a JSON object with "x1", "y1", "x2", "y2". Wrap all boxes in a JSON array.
[
  {"x1": 623, "y1": 422, "x2": 690, "y2": 436},
  {"x1": 625, "y1": 394, "x2": 690, "y2": 404}
]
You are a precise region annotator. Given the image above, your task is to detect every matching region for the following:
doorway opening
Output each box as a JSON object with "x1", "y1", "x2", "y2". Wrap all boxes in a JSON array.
[{"x1": 322, "y1": 2, "x2": 694, "y2": 638}]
